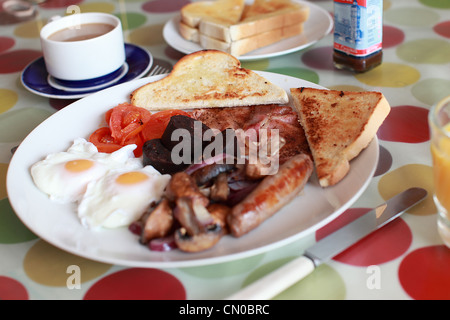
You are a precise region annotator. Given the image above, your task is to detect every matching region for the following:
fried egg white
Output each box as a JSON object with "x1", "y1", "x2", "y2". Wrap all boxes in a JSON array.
[
  {"x1": 77, "y1": 165, "x2": 171, "y2": 229},
  {"x1": 31, "y1": 138, "x2": 142, "y2": 203}
]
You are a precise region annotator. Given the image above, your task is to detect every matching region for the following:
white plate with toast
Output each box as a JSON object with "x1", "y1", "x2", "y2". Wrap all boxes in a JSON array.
[
  {"x1": 7, "y1": 71, "x2": 378, "y2": 268},
  {"x1": 163, "y1": 0, "x2": 333, "y2": 61}
]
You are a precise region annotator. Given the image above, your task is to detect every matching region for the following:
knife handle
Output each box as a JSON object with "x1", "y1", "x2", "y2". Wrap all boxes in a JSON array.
[{"x1": 225, "y1": 256, "x2": 315, "y2": 300}]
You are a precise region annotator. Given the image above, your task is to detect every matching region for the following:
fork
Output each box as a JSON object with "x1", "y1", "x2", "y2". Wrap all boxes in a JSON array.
[{"x1": 148, "y1": 65, "x2": 170, "y2": 76}]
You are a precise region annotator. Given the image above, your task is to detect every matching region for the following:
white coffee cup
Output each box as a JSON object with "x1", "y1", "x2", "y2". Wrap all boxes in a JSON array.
[{"x1": 40, "y1": 12, "x2": 125, "y2": 81}]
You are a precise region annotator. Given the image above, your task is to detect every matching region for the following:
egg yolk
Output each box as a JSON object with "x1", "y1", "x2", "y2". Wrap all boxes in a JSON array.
[
  {"x1": 65, "y1": 159, "x2": 94, "y2": 172},
  {"x1": 116, "y1": 171, "x2": 149, "y2": 185}
]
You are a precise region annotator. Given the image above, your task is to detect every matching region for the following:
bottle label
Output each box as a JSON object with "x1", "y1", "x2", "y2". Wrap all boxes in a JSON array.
[{"x1": 333, "y1": 0, "x2": 383, "y2": 57}]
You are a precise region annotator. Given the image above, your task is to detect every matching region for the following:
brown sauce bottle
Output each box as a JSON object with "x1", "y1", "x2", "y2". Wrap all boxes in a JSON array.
[
  {"x1": 333, "y1": 0, "x2": 383, "y2": 73},
  {"x1": 333, "y1": 49, "x2": 383, "y2": 73}
]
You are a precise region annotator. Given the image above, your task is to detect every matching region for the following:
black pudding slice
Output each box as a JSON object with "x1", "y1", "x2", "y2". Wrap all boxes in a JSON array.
[
  {"x1": 161, "y1": 115, "x2": 211, "y2": 155},
  {"x1": 142, "y1": 139, "x2": 189, "y2": 175}
]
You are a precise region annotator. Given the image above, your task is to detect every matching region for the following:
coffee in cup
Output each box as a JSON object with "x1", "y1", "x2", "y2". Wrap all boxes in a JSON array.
[
  {"x1": 40, "y1": 12, "x2": 125, "y2": 81},
  {"x1": 47, "y1": 23, "x2": 115, "y2": 42}
]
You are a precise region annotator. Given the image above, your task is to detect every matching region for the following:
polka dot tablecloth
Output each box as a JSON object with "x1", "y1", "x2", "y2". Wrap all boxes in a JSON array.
[{"x1": 1, "y1": 0, "x2": 449, "y2": 301}]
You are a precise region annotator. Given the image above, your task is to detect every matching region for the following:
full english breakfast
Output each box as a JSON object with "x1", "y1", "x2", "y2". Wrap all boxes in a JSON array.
[{"x1": 30, "y1": 50, "x2": 390, "y2": 253}]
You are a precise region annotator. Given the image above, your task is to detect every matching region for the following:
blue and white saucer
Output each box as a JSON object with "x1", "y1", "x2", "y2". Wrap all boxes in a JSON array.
[{"x1": 21, "y1": 43, "x2": 153, "y2": 99}]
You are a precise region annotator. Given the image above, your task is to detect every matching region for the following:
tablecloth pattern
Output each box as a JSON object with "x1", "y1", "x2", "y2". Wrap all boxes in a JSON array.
[{"x1": 1, "y1": 0, "x2": 450, "y2": 300}]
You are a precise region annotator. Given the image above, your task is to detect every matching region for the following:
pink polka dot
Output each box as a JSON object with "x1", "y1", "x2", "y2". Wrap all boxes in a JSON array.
[
  {"x1": 316, "y1": 208, "x2": 367, "y2": 241},
  {"x1": 399, "y1": 245, "x2": 450, "y2": 300},
  {"x1": 383, "y1": 25, "x2": 405, "y2": 48},
  {"x1": 374, "y1": 145, "x2": 392, "y2": 177},
  {"x1": 49, "y1": 98, "x2": 77, "y2": 110},
  {"x1": 165, "y1": 45, "x2": 186, "y2": 61},
  {"x1": 40, "y1": 0, "x2": 83, "y2": 9},
  {"x1": 0, "y1": 276, "x2": 28, "y2": 300},
  {"x1": 301, "y1": 46, "x2": 334, "y2": 70},
  {"x1": 83, "y1": 268, "x2": 186, "y2": 300},
  {"x1": 377, "y1": 105, "x2": 430, "y2": 143},
  {"x1": 0, "y1": 49, "x2": 41, "y2": 74},
  {"x1": 434, "y1": 21, "x2": 450, "y2": 39},
  {"x1": 0, "y1": 37, "x2": 14, "y2": 54},
  {"x1": 316, "y1": 208, "x2": 412, "y2": 266},
  {"x1": 142, "y1": 0, "x2": 190, "y2": 13}
]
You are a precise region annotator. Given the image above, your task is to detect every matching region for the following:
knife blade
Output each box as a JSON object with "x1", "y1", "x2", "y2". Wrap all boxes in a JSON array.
[{"x1": 225, "y1": 187, "x2": 427, "y2": 300}]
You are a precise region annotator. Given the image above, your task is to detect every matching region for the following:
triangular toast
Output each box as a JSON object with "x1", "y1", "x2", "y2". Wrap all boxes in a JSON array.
[
  {"x1": 290, "y1": 87, "x2": 390, "y2": 187},
  {"x1": 130, "y1": 50, "x2": 289, "y2": 110}
]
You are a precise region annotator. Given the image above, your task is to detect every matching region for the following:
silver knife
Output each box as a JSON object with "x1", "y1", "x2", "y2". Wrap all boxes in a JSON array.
[{"x1": 225, "y1": 187, "x2": 428, "y2": 300}]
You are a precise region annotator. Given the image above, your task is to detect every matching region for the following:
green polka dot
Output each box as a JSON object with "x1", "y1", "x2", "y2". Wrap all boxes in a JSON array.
[
  {"x1": 397, "y1": 39, "x2": 450, "y2": 64},
  {"x1": 355, "y1": 62, "x2": 420, "y2": 87},
  {"x1": 127, "y1": 24, "x2": 165, "y2": 46},
  {"x1": 24, "y1": 240, "x2": 112, "y2": 286},
  {"x1": 242, "y1": 257, "x2": 346, "y2": 300},
  {"x1": 0, "y1": 89, "x2": 18, "y2": 113},
  {"x1": 384, "y1": 7, "x2": 440, "y2": 27},
  {"x1": 266, "y1": 67, "x2": 319, "y2": 84},
  {"x1": 241, "y1": 59, "x2": 270, "y2": 70},
  {"x1": 181, "y1": 254, "x2": 264, "y2": 278},
  {"x1": 0, "y1": 198, "x2": 37, "y2": 243},
  {"x1": 412, "y1": 78, "x2": 450, "y2": 106},
  {"x1": 398, "y1": 39, "x2": 450, "y2": 64},
  {"x1": 115, "y1": 12, "x2": 147, "y2": 31},
  {"x1": 0, "y1": 107, "x2": 53, "y2": 143},
  {"x1": 419, "y1": 0, "x2": 450, "y2": 9},
  {"x1": 378, "y1": 164, "x2": 435, "y2": 216}
]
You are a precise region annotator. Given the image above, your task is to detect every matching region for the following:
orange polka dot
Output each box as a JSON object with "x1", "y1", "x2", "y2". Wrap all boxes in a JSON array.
[
  {"x1": 378, "y1": 164, "x2": 435, "y2": 216},
  {"x1": 0, "y1": 163, "x2": 8, "y2": 199},
  {"x1": 0, "y1": 89, "x2": 17, "y2": 113},
  {"x1": 13, "y1": 19, "x2": 46, "y2": 38},
  {"x1": 78, "y1": 2, "x2": 115, "y2": 13}
]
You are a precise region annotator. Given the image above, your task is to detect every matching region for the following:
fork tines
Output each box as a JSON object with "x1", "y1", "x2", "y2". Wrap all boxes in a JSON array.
[{"x1": 149, "y1": 65, "x2": 170, "y2": 76}]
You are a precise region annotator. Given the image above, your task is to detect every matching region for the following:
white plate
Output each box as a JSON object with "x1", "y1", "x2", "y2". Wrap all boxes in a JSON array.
[
  {"x1": 7, "y1": 72, "x2": 378, "y2": 268},
  {"x1": 163, "y1": 0, "x2": 333, "y2": 61}
]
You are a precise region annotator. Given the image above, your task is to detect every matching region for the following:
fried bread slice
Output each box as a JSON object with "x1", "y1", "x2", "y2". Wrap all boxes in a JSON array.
[
  {"x1": 290, "y1": 87, "x2": 390, "y2": 187},
  {"x1": 130, "y1": 50, "x2": 289, "y2": 110}
]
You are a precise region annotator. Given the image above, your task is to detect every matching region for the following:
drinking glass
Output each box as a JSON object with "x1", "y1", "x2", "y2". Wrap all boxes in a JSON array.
[{"x1": 429, "y1": 95, "x2": 450, "y2": 248}]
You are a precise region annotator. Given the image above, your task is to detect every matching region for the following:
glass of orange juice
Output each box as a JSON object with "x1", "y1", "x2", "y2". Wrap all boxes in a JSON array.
[{"x1": 429, "y1": 95, "x2": 450, "y2": 248}]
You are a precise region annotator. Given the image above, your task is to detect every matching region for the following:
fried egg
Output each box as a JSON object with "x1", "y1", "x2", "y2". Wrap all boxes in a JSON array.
[
  {"x1": 31, "y1": 138, "x2": 142, "y2": 203},
  {"x1": 77, "y1": 165, "x2": 171, "y2": 229}
]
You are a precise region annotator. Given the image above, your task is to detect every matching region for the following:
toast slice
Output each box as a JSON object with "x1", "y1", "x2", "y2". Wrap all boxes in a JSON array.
[
  {"x1": 198, "y1": 0, "x2": 309, "y2": 43},
  {"x1": 200, "y1": 22, "x2": 304, "y2": 56},
  {"x1": 290, "y1": 87, "x2": 390, "y2": 187},
  {"x1": 179, "y1": 21, "x2": 200, "y2": 42},
  {"x1": 130, "y1": 50, "x2": 289, "y2": 110},
  {"x1": 181, "y1": 0, "x2": 245, "y2": 28}
]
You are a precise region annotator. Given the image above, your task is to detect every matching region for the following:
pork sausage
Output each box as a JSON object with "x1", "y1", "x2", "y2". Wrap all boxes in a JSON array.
[{"x1": 227, "y1": 153, "x2": 313, "y2": 237}]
